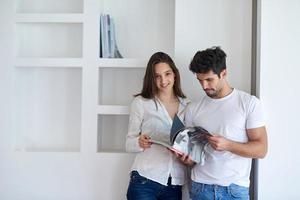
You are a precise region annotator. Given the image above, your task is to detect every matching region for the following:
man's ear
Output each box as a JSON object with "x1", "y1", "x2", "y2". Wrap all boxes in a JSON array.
[{"x1": 220, "y1": 69, "x2": 227, "y2": 78}]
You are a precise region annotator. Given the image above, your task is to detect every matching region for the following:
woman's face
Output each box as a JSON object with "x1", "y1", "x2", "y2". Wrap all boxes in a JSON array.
[{"x1": 154, "y1": 62, "x2": 176, "y2": 94}]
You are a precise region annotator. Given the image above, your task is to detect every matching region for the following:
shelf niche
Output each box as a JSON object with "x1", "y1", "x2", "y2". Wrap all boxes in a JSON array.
[
  {"x1": 98, "y1": 0, "x2": 175, "y2": 59},
  {"x1": 14, "y1": 67, "x2": 82, "y2": 152},
  {"x1": 97, "y1": 114, "x2": 129, "y2": 152},
  {"x1": 16, "y1": 23, "x2": 83, "y2": 58},
  {"x1": 98, "y1": 67, "x2": 145, "y2": 105}
]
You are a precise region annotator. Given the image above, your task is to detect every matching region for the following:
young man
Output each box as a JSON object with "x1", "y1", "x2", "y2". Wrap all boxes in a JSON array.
[{"x1": 183, "y1": 47, "x2": 268, "y2": 200}]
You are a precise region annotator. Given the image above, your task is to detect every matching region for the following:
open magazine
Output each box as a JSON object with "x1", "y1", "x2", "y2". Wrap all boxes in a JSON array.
[{"x1": 150, "y1": 115, "x2": 212, "y2": 163}]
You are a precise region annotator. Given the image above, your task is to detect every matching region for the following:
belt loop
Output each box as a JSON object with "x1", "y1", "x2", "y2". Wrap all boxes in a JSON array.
[
  {"x1": 227, "y1": 185, "x2": 230, "y2": 194},
  {"x1": 167, "y1": 176, "x2": 172, "y2": 185},
  {"x1": 201, "y1": 183, "x2": 205, "y2": 192}
]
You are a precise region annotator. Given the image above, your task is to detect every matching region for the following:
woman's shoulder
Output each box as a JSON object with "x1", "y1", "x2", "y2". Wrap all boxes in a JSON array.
[{"x1": 132, "y1": 95, "x2": 153, "y2": 105}]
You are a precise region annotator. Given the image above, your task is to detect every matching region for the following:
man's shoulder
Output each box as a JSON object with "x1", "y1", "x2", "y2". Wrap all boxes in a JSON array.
[
  {"x1": 235, "y1": 89, "x2": 250, "y2": 97},
  {"x1": 234, "y1": 89, "x2": 261, "y2": 110},
  {"x1": 234, "y1": 89, "x2": 260, "y2": 102}
]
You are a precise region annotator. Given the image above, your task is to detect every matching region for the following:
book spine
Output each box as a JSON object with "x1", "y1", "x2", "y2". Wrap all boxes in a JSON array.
[{"x1": 100, "y1": 14, "x2": 104, "y2": 57}]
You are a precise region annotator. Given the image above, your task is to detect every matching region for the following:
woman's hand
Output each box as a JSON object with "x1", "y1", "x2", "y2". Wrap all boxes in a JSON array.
[
  {"x1": 169, "y1": 149, "x2": 196, "y2": 167},
  {"x1": 179, "y1": 154, "x2": 196, "y2": 166},
  {"x1": 138, "y1": 134, "x2": 152, "y2": 149}
]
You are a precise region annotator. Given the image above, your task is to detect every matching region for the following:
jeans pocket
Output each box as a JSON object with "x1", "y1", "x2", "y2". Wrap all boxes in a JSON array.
[
  {"x1": 130, "y1": 171, "x2": 148, "y2": 185},
  {"x1": 229, "y1": 184, "x2": 249, "y2": 199}
]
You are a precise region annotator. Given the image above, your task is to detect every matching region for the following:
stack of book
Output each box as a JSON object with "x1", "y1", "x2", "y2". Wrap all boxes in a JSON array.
[{"x1": 100, "y1": 14, "x2": 123, "y2": 58}]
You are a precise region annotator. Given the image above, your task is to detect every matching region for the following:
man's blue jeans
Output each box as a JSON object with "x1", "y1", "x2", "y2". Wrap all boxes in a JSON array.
[
  {"x1": 126, "y1": 171, "x2": 182, "y2": 200},
  {"x1": 189, "y1": 181, "x2": 249, "y2": 200}
]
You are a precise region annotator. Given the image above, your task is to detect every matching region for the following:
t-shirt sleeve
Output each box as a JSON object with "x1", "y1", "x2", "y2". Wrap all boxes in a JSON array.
[{"x1": 246, "y1": 96, "x2": 265, "y2": 129}]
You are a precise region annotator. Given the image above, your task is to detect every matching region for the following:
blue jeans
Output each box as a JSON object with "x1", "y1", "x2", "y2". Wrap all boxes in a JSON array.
[
  {"x1": 126, "y1": 171, "x2": 182, "y2": 200},
  {"x1": 189, "y1": 181, "x2": 249, "y2": 200}
]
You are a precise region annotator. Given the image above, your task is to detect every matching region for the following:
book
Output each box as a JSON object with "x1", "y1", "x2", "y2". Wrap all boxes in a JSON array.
[
  {"x1": 100, "y1": 14, "x2": 123, "y2": 58},
  {"x1": 150, "y1": 115, "x2": 212, "y2": 163},
  {"x1": 110, "y1": 18, "x2": 123, "y2": 58}
]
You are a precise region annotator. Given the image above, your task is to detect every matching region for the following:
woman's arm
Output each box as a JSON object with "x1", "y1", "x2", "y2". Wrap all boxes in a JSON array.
[{"x1": 126, "y1": 97, "x2": 145, "y2": 153}]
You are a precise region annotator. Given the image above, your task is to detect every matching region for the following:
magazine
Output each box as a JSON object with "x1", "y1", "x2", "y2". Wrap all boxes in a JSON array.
[{"x1": 150, "y1": 115, "x2": 212, "y2": 163}]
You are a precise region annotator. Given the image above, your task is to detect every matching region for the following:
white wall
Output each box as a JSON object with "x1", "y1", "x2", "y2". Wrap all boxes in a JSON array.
[
  {"x1": 0, "y1": 0, "x2": 14, "y2": 151},
  {"x1": 258, "y1": 0, "x2": 300, "y2": 199}
]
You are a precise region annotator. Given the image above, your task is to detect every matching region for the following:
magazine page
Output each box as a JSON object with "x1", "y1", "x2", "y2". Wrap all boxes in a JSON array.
[
  {"x1": 171, "y1": 126, "x2": 212, "y2": 163},
  {"x1": 149, "y1": 114, "x2": 212, "y2": 164},
  {"x1": 150, "y1": 139, "x2": 172, "y2": 149}
]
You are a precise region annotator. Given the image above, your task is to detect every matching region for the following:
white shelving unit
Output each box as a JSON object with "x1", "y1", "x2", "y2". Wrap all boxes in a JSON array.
[
  {"x1": 13, "y1": 0, "x2": 175, "y2": 153},
  {"x1": 15, "y1": 14, "x2": 84, "y2": 23},
  {"x1": 14, "y1": 58, "x2": 83, "y2": 67},
  {"x1": 2, "y1": 0, "x2": 253, "y2": 199},
  {"x1": 13, "y1": 0, "x2": 85, "y2": 152}
]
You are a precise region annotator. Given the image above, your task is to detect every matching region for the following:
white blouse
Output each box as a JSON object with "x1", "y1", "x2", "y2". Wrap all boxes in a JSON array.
[{"x1": 126, "y1": 95, "x2": 190, "y2": 186}]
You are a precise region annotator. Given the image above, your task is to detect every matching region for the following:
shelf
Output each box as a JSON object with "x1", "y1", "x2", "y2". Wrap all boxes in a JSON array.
[
  {"x1": 13, "y1": 67, "x2": 82, "y2": 152},
  {"x1": 97, "y1": 114, "x2": 129, "y2": 152},
  {"x1": 98, "y1": 58, "x2": 146, "y2": 68},
  {"x1": 14, "y1": 58, "x2": 83, "y2": 67},
  {"x1": 16, "y1": 23, "x2": 83, "y2": 58},
  {"x1": 97, "y1": 105, "x2": 129, "y2": 115},
  {"x1": 15, "y1": 14, "x2": 84, "y2": 23},
  {"x1": 98, "y1": 67, "x2": 144, "y2": 105},
  {"x1": 16, "y1": 0, "x2": 83, "y2": 13}
]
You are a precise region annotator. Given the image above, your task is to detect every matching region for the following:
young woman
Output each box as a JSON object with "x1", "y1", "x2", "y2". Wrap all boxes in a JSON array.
[{"x1": 126, "y1": 52, "x2": 190, "y2": 200}]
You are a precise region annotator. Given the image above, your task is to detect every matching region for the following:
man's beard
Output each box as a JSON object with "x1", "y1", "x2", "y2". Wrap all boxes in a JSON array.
[{"x1": 205, "y1": 89, "x2": 219, "y2": 98}]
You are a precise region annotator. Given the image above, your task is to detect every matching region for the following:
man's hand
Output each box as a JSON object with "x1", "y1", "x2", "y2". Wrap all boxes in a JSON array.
[
  {"x1": 207, "y1": 126, "x2": 268, "y2": 158},
  {"x1": 208, "y1": 135, "x2": 230, "y2": 151},
  {"x1": 138, "y1": 134, "x2": 152, "y2": 149}
]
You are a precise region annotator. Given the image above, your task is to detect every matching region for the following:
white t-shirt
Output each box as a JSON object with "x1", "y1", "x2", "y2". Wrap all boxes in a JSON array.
[
  {"x1": 126, "y1": 96, "x2": 190, "y2": 186},
  {"x1": 185, "y1": 89, "x2": 265, "y2": 187}
]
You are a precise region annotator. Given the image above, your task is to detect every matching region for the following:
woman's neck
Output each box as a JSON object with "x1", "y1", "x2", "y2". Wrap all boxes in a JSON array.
[{"x1": 157, "y1": 92, "x2": 178, "y2": 103}]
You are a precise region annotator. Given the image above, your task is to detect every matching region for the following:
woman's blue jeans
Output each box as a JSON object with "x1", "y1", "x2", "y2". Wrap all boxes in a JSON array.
[
  {"x1": 126, "y1": 171, "x2": 182, "y2": 200},
  {"x1": 189, "y1": 181, "x2": 249, "y2": 200}
]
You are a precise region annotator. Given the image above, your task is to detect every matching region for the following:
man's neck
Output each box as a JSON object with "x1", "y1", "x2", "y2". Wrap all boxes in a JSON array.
[
  {"x1": 216, "y1": 83, "x2": 233, "y2": 99},
  {"x1": 219, "y1": 84, "x2": 233, "y2": 98}
]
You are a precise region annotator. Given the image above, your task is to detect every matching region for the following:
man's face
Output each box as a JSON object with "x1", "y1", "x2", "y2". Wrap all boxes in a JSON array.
[{"x1": 196, "y1": 70, "x2": 226, "y2": 98}]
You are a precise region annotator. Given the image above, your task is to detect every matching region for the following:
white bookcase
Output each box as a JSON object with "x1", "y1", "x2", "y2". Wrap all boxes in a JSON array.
[
  {"x1": 13, "y1": 0, "x2": 175, "y2": 153},
  {"x1": 2, "y1": 0, "x2": 253, "y2": 199}
]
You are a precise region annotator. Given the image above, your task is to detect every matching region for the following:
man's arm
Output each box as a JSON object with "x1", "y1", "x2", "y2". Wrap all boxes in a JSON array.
[{"x1": 208, "y1": 126, "x2": 268, "y2": 158}]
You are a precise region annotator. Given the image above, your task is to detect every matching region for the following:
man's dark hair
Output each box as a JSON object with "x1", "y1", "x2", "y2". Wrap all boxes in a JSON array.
[{"x1": 189, "y1": 46, "x2": 227, "y2": 77}]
